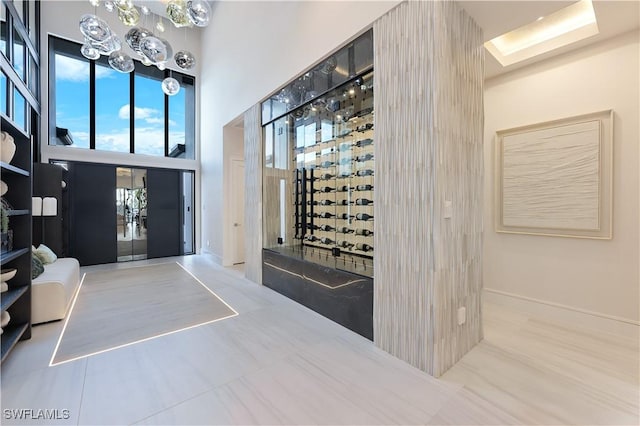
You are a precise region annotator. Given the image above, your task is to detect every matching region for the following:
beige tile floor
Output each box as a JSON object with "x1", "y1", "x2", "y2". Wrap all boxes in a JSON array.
[{"x1": 1, "y1": 255, "x2": 638, "y2": 425}]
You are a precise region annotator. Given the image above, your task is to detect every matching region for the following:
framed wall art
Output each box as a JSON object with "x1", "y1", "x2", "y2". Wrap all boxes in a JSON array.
[{"x1": 495, "y1": 110, "x2": 613, "y2": 239}]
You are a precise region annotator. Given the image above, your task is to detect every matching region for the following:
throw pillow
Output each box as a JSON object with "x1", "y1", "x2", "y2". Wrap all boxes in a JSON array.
[
  {"x1": 32, "y1": 245, "x2": 46, "y2": 265},
  {"x1": 35, "y1": 244, "x2": 57, "y2": 264},
  {"x1": 32, "y1": 255, "x2": 44, "y2": 279}
]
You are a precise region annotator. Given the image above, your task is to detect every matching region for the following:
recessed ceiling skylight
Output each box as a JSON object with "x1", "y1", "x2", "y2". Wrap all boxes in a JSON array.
[{"x1": 485, "y1": 0, "x2": 599, "y2": 66}]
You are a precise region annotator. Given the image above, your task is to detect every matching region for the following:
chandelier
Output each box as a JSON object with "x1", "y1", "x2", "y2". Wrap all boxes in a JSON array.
[{"x1": 79, "y1": 0, "x2": 210, "y2": 95}]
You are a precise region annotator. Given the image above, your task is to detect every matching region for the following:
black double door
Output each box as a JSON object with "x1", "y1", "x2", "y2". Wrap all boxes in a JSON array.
[{"x1": 66, "y1": 162, "x2": 184, "y2": 266}]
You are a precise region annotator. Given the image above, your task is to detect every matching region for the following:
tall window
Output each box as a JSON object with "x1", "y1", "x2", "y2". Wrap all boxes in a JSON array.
[
  {"x1": 53, "y1": 52, "x2": 90, "y2": 148},
  {"x1": 95, "y1": 62, "x2": 130, "y2": 153},
  {"x1": 134, "y1": 70, "x2": 165, "y2": 156},
  {"x1": 49, "y1": 36, "x2": 196, "y2": 159}
]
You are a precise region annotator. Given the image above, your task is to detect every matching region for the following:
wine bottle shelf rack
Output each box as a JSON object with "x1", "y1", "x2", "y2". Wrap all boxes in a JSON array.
[{"x1": 293, "y1": 108, "x2": 374, "y2": 259}]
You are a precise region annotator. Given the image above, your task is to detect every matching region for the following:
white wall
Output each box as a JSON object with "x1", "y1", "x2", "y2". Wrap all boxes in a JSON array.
[
  {"x1": 484, "y1": 31, "x2": 640, "y2": 324},
  {"x1": 199, "y1": 0, "x2": 400, "y2": 262}
]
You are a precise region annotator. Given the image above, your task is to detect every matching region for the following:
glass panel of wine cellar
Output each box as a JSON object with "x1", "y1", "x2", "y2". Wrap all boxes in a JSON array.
[{"x1": 262, "y1": 70, "x2": 374, "y2": 278}]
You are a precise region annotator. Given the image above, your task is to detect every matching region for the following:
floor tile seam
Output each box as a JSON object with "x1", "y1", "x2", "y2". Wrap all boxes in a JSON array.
[
  {"x1": 290, "y1": 336, "x2": 452, "y2": 420},
  {"x1": 486, "y1": 334, "x2": 639, "y2": 380},
  {"x1": 75, "y1": 359, "x2": 89, "y2": 426},
  {"x1": 127, "y1": 387, "x2": 215, "y2": 426},
  {"x1": 428, "y1": 385, "x2": 522, "y2": 426},
  {"x1": 480, "y1": 337, "x2": 640, "y2": 404},
  {"x1": 448, "y1": 358, "x2": 635, "y2": 424},
  {"x1": 125, "y1": 351, "x2": 293, "y2": 426}
]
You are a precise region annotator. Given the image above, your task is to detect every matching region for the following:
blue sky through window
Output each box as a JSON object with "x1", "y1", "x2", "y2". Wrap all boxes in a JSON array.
[{"x1": 55, "y1": 53, "x2": 186, "y2": 155}]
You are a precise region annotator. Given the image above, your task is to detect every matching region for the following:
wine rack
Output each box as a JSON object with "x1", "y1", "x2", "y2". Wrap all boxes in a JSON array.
[{"x1": 292, "y1": 107, "x2": 374, "y2": 264}]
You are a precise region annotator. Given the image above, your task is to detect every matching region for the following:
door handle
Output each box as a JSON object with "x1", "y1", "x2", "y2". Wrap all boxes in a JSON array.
[{"x1": 234, "y1": 223, "x2": 241, "y2": 227}]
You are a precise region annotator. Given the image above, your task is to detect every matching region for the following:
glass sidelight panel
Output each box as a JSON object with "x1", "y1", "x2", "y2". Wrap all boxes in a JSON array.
[{"x1": 116, "y1": 167, "x2": 147, "y2": 261}]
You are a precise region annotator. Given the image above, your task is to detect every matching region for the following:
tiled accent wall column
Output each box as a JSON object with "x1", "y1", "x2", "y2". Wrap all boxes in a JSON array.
[
  {"x1": 244, "y1": 104, "x2": 263, "y2": 284},
  {"x1": 373, "y1": 0, "x2": 484, "y2": 377}
]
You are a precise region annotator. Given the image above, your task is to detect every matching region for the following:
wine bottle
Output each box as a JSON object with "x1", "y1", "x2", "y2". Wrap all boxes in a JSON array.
[
  {"x1": 318, "y1": 211, "x2": 335, "y2": 219},
  {"x1": 338, "y1": 227, "x2": 353, "y2": 234},
  {"x1": 355, "y1": 243, "x2": 373, "y2": 252},
  {"x1": 355, "y1": 198, "x2": 373, "y2": 206},
  {"x1": 306, "y1": 200, "x2": 318, "y2": 205},
  {"x1": 313, "y1": 186, "x2": 334, "y2": 193},
  {"x1": 338, "y1": 143, "x2": 352, "y2": 152},
  {"x1": 339, "y1": 213, "x2": 352, "y2": 220},
  {"x1": 320, "y1": 237, "x2": 334, "y2": 245},
  {"x1": 320, "y1": 161, "x2": 335, "y2": 168},
  {"x1": 337, "y1": 199, "x2": 351, "y2": 205},
  {"x1": 305, "y1": 235, "x2": 319, "y2": 242},
  {"x1": 355, "y1": 107, "x2": 373, "y2": 118},
  {"x1": 356, "y1": 213, "x2": 373, "y2": 221},
  {"x1": 307, "y1": 224, "x2": 320, "y2": 230},
  {"x1": 356, "y1": 184, "x2": 373, "y2": 191},
  {"x1": 320, "y1": 199, "x2": 335, "y2": 206},
  {"x1": 320, "y1": 173, "x2": 334, "y2": 180},
  {"x1": 354, "y1": 138, "x2": 373, "y2": 148},
  {"x1": 355, "y1": 153, "x2": 374, "y2": 162},
  {"x1": 355, "y1": 228, "x2": 373, "y2": 236},
  {"x1": 320, "y1": 224, "x2": 335, "y2": 232},
  {"x1": 338, "y1": 157, "x2": 352, "y2": 165},
  {"x1": 338, "y1": 240, "x2": 354, "y2": 248},
  {"x1": 356, "y1": 169, "x2": 374, "y2": 177},
  {"x1": 338, "y1": 171, "x2": 352, "y2": 178},
  {"x1": 338, "y1": 185, "x2": 350, "y2": 192},
  {"x1": 356, "y1": 123, "x2": 374, "y2": 132}
]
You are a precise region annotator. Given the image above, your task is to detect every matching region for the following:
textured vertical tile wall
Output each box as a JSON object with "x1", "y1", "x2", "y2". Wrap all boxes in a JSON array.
[
  {"x1": 373, "y1": 0, "x2": 484, "y2": 377},
  {"x1": 244, "y1": 104, "x2": 263, "y2": 284}
]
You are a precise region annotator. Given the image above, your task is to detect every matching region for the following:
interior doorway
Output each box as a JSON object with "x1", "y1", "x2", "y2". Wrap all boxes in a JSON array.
[
  {"x1": 230, "y1": 159, "x2": 245, "y2": 264},
  {"x1": 182, "y1": 170, "x2": 195, "y2": 255},
  {"x1": 222, "y1": 114, "x2": 246, "y2": 266},
  {"x1": 116, "y1": 167, "x2": 148, "y2": 262}
]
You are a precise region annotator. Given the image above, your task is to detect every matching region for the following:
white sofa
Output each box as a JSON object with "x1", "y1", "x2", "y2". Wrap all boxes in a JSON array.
[{"x1": 32, "y1": 258, "x2": 80, "y2": 324}]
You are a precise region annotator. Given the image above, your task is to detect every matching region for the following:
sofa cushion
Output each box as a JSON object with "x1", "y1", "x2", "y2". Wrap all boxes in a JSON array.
[{"x1": 32, "y1": 258, "x2": 80, "y2": 324}]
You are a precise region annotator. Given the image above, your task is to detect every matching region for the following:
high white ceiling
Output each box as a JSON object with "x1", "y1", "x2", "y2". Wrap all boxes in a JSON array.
[
  {"x1": 458, "y1": 0, "x2": 640, "y2": 79},
  {"x1": 139, "y1": 0, "x2": 638, "y2": 80}
]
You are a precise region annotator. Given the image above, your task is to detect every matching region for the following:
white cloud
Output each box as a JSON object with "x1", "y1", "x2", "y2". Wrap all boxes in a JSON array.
[
  {"x1": 118, "y1": 105, "x2": 162, "y2": 121},
  {"x1": 55, "y1": 54, "x2": 114, "y2": 82},
  {"x1": 145, "y1": 117, "x2": 164, "y2": 125},
  {"x1": 94, "y1": 128, "x2": 165, "y2": 156}
]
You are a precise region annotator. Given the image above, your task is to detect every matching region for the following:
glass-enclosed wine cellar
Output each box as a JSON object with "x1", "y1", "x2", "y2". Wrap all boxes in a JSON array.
[{"x1": 261, "y1": 30, "x2": 374, "y2": 339}]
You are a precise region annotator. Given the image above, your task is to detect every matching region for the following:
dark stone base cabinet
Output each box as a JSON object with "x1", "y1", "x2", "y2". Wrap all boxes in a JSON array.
[{"x1": 262, "y1": 249, "x2": 373, "y2": 340}]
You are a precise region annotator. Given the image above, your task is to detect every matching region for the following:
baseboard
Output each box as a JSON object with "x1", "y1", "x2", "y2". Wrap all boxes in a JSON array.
[
  {"x1": 483, "y1": 288, "x2": 640, "y2": 340},
  {"x1": 201, "y1": 249, "x2": 223, "y2": 266}
]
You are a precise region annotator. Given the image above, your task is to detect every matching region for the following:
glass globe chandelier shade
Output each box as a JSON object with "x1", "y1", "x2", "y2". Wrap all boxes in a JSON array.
[
  {"x1": 89, "y1": 34, "x2": 122, "y2": 55},
  {"x1": 166, "y1": 0, "x2": 192, "y2": 28},
  {"x1": 124, "y1": 27, "x2": 153, "y2": 55},
  {"x1": 113, "y1": 0, "x2": 135, "y2": 13},
  {"x1": 187, "y1": 0, "x2": 212, "y2": 27},
  {"x1": 118, "y1": 6, "x2": 140, "y2": 26},
  {"x1": 174, "y1": 50, "x2": 195, "y2": 70},
  {"x1": 81, "y1": 43, "x2": 101, "y2": 60},
  {"x1": 139, "y1": 36, "x2": 169, "y2": 64},
  {"x1": 79, "y1": 14, "x2": 112, "y2": 43},
  {"x1": 108, "y1": 50, "x2": 135, "y2": 73},
  {"x1": 162, "y1": 77, "x2": 181, "y2": 96}
]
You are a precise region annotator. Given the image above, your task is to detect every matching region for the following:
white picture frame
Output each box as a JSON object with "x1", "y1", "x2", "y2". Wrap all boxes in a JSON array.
[{"x1": 495, "y1": 110, "x2": 613, "y2": 239}]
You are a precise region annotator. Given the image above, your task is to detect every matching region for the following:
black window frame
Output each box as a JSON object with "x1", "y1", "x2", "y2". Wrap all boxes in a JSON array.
[{"x1": 48, "y1": 35, "x2": 195, "y2": 159}]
